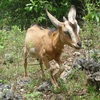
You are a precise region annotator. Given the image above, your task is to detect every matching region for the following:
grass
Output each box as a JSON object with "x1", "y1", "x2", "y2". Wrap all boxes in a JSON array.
[
  {"x1": 0, "y1": 24, "x2": 100, "y2": 99},
  {"x1": 0, "y1": 62, "x2": 100, "y2": 100}
]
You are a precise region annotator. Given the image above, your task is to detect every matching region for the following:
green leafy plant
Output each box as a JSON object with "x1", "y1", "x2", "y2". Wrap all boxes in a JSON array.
[
  {"x1": 83, "y1": 0, "x2": 100, "y2": 24},
  {"x1": 0, "y1": 79, "x2": 8, "y2": 84},
  {"x1": 24, "y1": 91, "x2": 42, "y2": 100}
]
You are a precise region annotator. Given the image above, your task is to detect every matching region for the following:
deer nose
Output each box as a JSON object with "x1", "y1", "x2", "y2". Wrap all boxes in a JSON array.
[{"x1": 77, "y1": 41, "x2": 82, "y2": 47}]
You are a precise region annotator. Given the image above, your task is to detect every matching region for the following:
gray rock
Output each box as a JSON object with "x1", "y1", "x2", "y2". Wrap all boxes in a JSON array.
[
  {"x1": 87, "y1": 72, "x2": 100, "y2": 90},
  {"x1": 17, "y1": 78, "x2": 31, "y2": 85},
  {"x1": 73, "y1": 57, "x2": 100, "y2": 73},
  {"x1": 0, "y1": 83, "x2": 22, "y2": 100},
  {"x1": 14, "y1": 93, "x2": 22, "y2": 100},
  {"x1": 0, "y1": 87, "x2": 3, "y2": 92},
  {"x1": 37, "y1": 81, "x2": 52, "y2": 92},
  {"x1": 4, "y1": 84, "x2": 10, "y2": 89},
  {"x1": 73, "y1": 57, "x2": 100, "y2": 91},
  {"x1": 0, "y1": 92, "x2": 5, "y2": 99},
  {"x1": 84, "y1": 59, "x2": 100, "y2": 73},
  {"x1": 73, "y1": 52, "x2": 81, "y2": 56},
  {"x1": 73, "y1": 57, "x2": 86, "y2": 70},
  {"x1": 3, "y1": 53, "x2": 13, "y2": 64},
  {"x1": 0, "y1": 84, "x2": 10, "y2": 91},
  {"x1": 0, "y1": 82, "x2": 2, "y2": 86},
  {"x1": 2, "y1": 98, "x2": 7, "y2": 100}
]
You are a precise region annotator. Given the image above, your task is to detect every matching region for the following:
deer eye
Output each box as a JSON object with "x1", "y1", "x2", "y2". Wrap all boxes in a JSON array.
[
  {"x1": 63, "y1": 31, "x2": 68, "y2": 35},
  {"x1": 63, "y1": 31, "x2": 71, "y2": 39}
]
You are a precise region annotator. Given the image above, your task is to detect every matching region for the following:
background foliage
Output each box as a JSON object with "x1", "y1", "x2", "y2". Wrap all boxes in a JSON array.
[{"x1": 0, "y1": 0, "x2": 99, "y2": 30}]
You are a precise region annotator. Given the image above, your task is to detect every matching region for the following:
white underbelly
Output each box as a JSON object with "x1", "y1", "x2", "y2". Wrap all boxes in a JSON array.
[
  {"x1": 28, "y1": 48, "x2": 39, "y2": 58},
  {"x1": 29, "y1": 48, "x2": 35, "y2": 53}
]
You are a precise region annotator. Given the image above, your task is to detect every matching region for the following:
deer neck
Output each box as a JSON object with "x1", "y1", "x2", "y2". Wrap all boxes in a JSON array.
[{"x1": 51, "y1": 28, "x2": 64, "y2": 51}]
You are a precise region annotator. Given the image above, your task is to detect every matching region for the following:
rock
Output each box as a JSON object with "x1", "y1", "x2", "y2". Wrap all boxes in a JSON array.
[
  {"x1": 0, "y1": 92, "x2": 5, "y2": 99},
  {"x1": 73, "y1": 57, "x2": 100, "y2": 91},
  {"x1": 4, "y1": 84, "x2": 10, "y2": 89},
  {"x1": 17, "y1": 78, "x2": 31, "y2": 88},
  {"x1": 73, "y1": 57, "x2": 100, "y2": 73},
  {"x1": 0, "y1": 82, "x2": 2, "y2": 86},
  {"x1": 3, "y1": 88, "x2": 9, "y2": 93},
  {"x1": 87, "y1": 72, "x2": 100, "y2": 90},
  {"x1": 20, "y1": 89, "x2": 24, "y2": 92},
  {"x1": 6, "y1": 92, "x2": 13, "y2": 100},
  {"x1": 73, "y1": 57, "x2": 86, "y2": 70},
  {"x1": 3, "y1": 53, "x2": 13, "y2": 64},
  {"x1": 84, "y1": 59, "x2": 100, "y2": 73},
  {"x1": 14, "y1": 93, "x2": 22, "y2": 100},
  {"x1": 73, "y1": 52, "x2": 81, "y2": 56},
  {"x1": 0, "y1": 83, "x2": 22, "y2": 100},
  {"x1": 0, "y1": 87, "x2": 3, "y2": 92},
  {"x1": 36, "y1": 81, "x2": 52, "y2": 92},
  {"x1": 1, "y1": 84, "x2": 10, "y2": 90}
]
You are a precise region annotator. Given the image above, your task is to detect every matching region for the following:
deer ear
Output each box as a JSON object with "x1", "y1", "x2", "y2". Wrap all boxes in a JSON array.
[
  {"x1": 46, "y1": 10, "x2": 62, "y2": 27},
  {"x1": 68, "y1": 5, "x2": 76, "y2": 24}
]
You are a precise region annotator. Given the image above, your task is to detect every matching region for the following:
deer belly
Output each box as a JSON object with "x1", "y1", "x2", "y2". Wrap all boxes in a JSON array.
[{"x1": 29, "y1": 47, "x2": 39, "y2": 58}]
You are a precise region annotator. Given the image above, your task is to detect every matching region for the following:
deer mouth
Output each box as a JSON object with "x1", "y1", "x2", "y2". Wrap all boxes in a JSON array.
[
  {"x1": 74, "y1": 46, "x2": 82, "y2": 49},
  {"x1": 72, "y1": 43, "x2": 82, "y2": 49}
]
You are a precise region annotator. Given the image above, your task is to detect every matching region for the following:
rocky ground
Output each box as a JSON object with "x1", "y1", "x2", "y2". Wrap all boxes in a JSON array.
[{"x1": 0, "y1": 46, "x2": 100, "y2": 100}]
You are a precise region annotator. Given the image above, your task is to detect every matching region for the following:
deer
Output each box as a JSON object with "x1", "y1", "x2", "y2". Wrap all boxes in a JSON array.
[{"x1": 24, "y1": 5, "x2": 82, "y2": 89}]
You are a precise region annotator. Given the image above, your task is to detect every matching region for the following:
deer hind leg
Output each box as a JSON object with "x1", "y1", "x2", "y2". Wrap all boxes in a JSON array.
[
  {"x1": 39, "y1": 59, "x2": 46, "y2": 80},
  {"x1": 24, "y1": 49, "x2": 28, "y2": 77}
]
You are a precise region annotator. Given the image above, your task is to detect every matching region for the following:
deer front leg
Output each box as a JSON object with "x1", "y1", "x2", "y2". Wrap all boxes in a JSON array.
[
  {"x1": 48, "y1": 60, "x2": 60, "y2": 88},
  {"x1": 49, "y1": 59, "x2": 64, "y2": 88},
  {"x1": 54, "y1": 58, "x2": 65, "y2": 80},
  {"x1": 42, "y1": 56, "x2": 59, "y2": 89}
]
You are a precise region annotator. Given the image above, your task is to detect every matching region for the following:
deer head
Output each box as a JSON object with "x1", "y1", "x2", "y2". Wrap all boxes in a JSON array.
[{"x1": 46, "y1": 5, "x2": 82, "y2": 49}]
